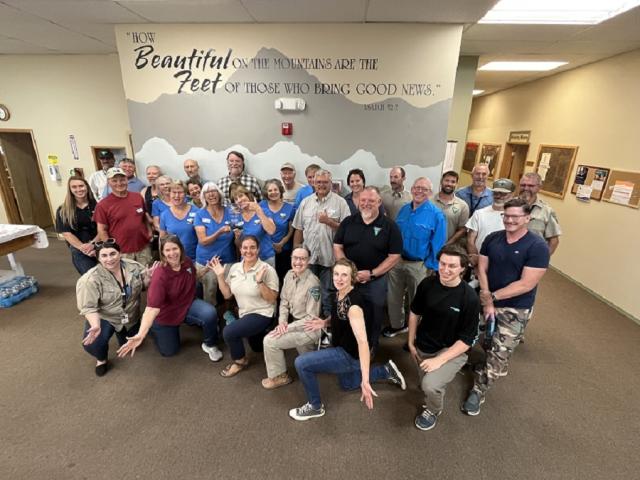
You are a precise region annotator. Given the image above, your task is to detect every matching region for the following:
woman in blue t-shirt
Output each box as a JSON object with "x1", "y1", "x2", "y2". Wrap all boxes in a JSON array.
[
  {"x1": 159, "y1": 181, "x2": 197, "y2": 261},
  {"x1": 194, "y1": 182, "x2": 236, "y2": 305},
  {"x1": 230, "y1": 186, "x2": 276, "y2": 267},
  {"x1": 151, "y1": 175, "x2": 173, "y2": 231},
  {"x1": 259, "y1": 178, "x2": 295, "y2": 283}
]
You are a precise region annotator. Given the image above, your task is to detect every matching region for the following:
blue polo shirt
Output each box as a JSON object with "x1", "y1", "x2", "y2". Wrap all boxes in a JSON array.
[
  {"x1": 294, "y1": 185, "x2": 313, "y2": 211},
  {"x1": 455, "y1": 186, "x2": 493, "y2": 216},
  {"x1": 259, "y1": 200, "x2": 294, "y2": 251},
  {"x1": 395, "y1": 200, "x2": 447, "y2": 271},
  {"x1": 239, "y1": 213, "x2": 276, "y2": 261},
  {"x1": 159, "y1": 206, "x2": 198, "y2": 261},
  {"x1": 194, "y1": 207, "x2": 236, "y2": 265},
  {"x1": 151, "y1": 198, "x2": 170, "y2": 219}
]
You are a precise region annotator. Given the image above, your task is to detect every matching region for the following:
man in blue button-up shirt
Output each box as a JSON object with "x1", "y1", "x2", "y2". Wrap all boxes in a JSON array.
[
  {"x1": 383, "y1": 177, "x2": 447, "y2": 338},
  {"x1": 455, "y1": 164, "x2": 493, "y2": 216}
]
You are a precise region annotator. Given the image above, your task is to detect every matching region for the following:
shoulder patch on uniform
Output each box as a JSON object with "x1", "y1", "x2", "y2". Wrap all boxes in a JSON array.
[
  {"x1": 309, "y1": 286, "x2": 321, "y2": 301},
  {"x1": 373, "y1": 226, "x2": 381, "y2": 236}
]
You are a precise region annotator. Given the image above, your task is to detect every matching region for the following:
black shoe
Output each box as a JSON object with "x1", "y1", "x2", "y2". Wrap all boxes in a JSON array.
[{"x1": 95, "y1": 362, "x2": 109, "y2": 377}]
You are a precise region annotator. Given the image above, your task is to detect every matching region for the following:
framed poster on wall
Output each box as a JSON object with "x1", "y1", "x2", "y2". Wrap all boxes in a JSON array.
[
  {"x1": 478, "y1": 143, "x2": 501, "y2": 178},
  {"x1": 571, "y1": 165, "x2": 610, "y2": 201},
  {"x1": 462, "y1": 142, "x2": 479, "y2": 172},
  {"x1": 534, "y1": 144, "x2": 578, "y2": 199}
]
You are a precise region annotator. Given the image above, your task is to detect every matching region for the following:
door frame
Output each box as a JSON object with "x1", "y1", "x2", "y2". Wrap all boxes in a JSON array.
[
  {"x1": 499, "y1": 142, "x2": 530, "y2": 181},
  {"x1": 0, "y1": 128, "x2": 55, "y2": 226}
]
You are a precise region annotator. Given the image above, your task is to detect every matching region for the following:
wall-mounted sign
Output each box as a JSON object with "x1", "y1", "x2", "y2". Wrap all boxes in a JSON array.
[{"x1": 508, "y1": 130, "x2": 530, "y2": 143}]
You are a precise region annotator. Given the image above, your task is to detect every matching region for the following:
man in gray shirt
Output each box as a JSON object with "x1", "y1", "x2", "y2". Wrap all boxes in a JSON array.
[{"x1": 380, "y1": 166, "x2": 412, "y2": 220}]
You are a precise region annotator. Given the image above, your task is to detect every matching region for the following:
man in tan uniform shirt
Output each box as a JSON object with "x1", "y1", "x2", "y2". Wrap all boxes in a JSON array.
[{"x1": 519, "y1": 172, "x2": 562, "y2": 255}]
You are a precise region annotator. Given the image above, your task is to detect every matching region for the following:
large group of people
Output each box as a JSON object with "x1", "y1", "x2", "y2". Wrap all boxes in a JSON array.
[{"x1": 61, "y1": 151, "x2": 561, "y2": 430}]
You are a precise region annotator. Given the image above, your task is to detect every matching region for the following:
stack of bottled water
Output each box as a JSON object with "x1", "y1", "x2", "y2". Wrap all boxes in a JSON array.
[{"x1": 0, "y1": 276, "x2": 39, "y2": 308}]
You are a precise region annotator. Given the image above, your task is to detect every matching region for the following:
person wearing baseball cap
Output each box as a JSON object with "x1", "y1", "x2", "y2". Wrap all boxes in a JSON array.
[
  {"x1": 466, "y1": 178, "x2": 515, "y2": 270},
  {"x1": 88, "y1": 150, "x2": 115, "y2": 201},
  {"x1": 280, "y1": 162, "x2": 303, "y2": 204},
  {"x1": 93, "y1": 166, "x2": 153, "y2": 267}
]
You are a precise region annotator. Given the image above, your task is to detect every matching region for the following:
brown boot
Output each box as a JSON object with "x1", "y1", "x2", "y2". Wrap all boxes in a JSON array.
[{"x1": 261, "y1": 373, "x2": 293, "y2": 390}]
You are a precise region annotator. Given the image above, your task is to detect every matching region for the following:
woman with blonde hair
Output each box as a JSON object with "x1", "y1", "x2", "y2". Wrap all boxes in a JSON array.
[
  {"x1": 159, "y1": 181, "x2": 198, "y2": 261},
  {"x1": 230, "y1": 186, "x2": 276, "y2": 267},
  {"x1": 151, "y1": 175, "x2": 173, "y2": 230},
  {"x1": 55, "y1": 175, "x2": 99, "y2": 274}
]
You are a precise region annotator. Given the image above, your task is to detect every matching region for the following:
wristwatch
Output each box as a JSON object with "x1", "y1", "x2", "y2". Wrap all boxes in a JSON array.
[
  {"x1": 490, "y1": 292, "x2": 497, "y2": 302},
  {"x1": 369, "y1": 270, "x2": 376, "y2": 280}
]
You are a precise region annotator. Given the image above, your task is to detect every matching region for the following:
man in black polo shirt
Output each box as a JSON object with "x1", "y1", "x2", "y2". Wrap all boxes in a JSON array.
[
  {"x1": 408, "y1": 245, "x2": 480, "y2": 431},
  {"x1": 334, "y1": 186, "x2": 403, "y2": 347}
]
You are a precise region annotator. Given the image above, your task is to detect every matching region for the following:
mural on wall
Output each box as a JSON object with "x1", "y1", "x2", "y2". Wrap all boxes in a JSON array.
[{"x1": 115, "y1": 24, "x2": 462, "y2": 188}]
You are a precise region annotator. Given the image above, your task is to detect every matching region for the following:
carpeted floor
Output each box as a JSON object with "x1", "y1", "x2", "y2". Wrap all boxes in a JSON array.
[{"x1": 1, "y1": 240, "x2": 638, "y2": 480}]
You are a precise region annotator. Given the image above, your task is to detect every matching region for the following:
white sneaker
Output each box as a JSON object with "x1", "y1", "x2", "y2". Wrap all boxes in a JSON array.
[{"x1": 201, "y1": 343, "x2": 223, "y2": 362}]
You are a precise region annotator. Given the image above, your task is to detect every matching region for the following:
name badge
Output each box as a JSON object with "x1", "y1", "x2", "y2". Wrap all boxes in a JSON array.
[
  {"x1": 188, "y1": 212, "x2": 196, "y2": 217},
  {"x1": 279, "y1": 212, "x2": 287, "y2": 218},
  {"x1": 187, "y1": 218, "x2": 194, "y2": 224},
  {"x1": 202, "y1": 218, "x2": 211, "y2": 224},
  {"x1": 136, "y1": 208, "x2": 143, "y2": 213}
]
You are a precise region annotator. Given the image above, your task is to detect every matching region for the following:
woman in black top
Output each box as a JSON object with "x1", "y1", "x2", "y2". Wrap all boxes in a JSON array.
[
  {"x1": 288, "y1": 258, "x2": 406, "y2": 421},
  {"x1": 55, "y1": 176, "x2": 99, "y2": 274}
]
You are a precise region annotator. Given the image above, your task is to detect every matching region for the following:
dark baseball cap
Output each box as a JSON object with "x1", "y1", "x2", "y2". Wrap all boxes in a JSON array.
[
  {"x1": 493, "y1": 178, "x2": 516, "y2": 193},
  {"x1": 98, "y1": 150, "x2": 115, "y2": 160}
]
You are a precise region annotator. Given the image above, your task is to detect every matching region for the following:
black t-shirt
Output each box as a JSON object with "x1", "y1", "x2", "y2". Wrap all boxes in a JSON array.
[
  {"x1": 480, "y1": 230, "x2": 550, "y2": 309},
  {"x1": 410, "y1": 275, "x2": 480, "y2": 354},
  {"x1": 334, "y1": 213, "x2": 403, "y2": 271},
  {"x1": 55, "y1": 202, "x2": 97, "y2": 245},
  {"x1": 330, "y1": 288, "x2": 370, "y2": 359}
]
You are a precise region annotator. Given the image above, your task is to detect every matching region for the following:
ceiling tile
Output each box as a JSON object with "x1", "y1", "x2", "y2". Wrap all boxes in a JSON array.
[
  {"x1": 1, "y1": 0, "x2": 146, "y2": 24},
  {"x1": 119, "y1": 0, "x2": 253, "y2": 23},
  {"x1": 463, "y1": 23, "x2": 588, "y2": 42},
  {"x1": 0, "y1": 35, "x2": 56, "y2": 54},
  {"x1": 243, "y1": 0, "x2": 366, "y2": 22},
  {"x1": 366, "y1": 0, "x2": 496, "y2": 23}
]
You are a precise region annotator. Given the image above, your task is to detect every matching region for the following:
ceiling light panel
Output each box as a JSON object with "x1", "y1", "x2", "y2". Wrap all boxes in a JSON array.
[
  {"x1": 479, "y1": 61, "x2": 568, "y2": 71},
  {"x1": 479, "y1": 0, "x2": 640, "y2": 25}
]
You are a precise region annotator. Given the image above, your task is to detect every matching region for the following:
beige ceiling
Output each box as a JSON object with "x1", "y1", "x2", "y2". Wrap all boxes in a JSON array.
[{"x1": 1, "y1": 0, "x2": 639, "y2": 94}]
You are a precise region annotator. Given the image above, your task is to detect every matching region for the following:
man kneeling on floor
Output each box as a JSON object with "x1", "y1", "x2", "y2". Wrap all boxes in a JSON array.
[
  {"x1": 262, "y1": 247, "x2": 322, "y2": 389},
  {"x1": 408, "y1": 245, "x2": 480, "y2": 431}
]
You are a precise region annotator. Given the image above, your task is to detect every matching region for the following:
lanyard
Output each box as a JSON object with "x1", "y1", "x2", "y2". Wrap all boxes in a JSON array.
[
  {"x1": 108, "y1": 263, "x2": 129, "y2": 310},
  {"x1": 470, "y1": 193, "x2": 484, "y2": 215}
]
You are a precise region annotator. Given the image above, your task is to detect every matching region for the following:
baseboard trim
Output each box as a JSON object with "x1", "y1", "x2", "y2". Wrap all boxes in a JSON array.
[{"x1": 550, "y1": 265, "x2": 639, "y2": 326}]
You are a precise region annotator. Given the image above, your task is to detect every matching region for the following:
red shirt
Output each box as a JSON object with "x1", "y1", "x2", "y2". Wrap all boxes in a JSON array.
[
  {"x1": 94, "y1": 192, "x2": 150, "y2": 253},
  {"x1": 147, "y1": 258, "x2": 197, "y2": 326}
]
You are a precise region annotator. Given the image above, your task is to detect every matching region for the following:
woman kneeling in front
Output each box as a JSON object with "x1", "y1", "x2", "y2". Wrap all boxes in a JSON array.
[
  {"x1": 117, "y1": 235, "x2": 222, "y2": 362},
  {"x1": 210, "y1": 235, "x2": 279, "y2": 378},
  {"x1": 289, "y1": 258, "x2": 407, "y2": 421}
]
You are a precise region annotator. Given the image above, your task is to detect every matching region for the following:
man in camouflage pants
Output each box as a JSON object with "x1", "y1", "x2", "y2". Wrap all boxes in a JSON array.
[{"x1": 462, "y1": 198, "x2": 550, "y2": 416}]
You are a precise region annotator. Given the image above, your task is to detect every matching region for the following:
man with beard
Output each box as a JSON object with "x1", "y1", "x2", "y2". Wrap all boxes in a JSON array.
[
  {"x1": 433, "y1": 171, "x2": 470, "y2": 248},
  {"x1": 518, "y1": 172, "x2": 562, "y2": 255},
  {"x1": 456, "y1": 164, "x2": 493, "y2": 216},
  {"x1": 466, "y1": 178, "x2": 515, "y2": 270},
  {"x1": 334, "y1": 186, "x2": 402, "y2": 347},
  {"x1": 217, "y1": 151, "x2": 262, "y2": 204},
  {"x1": 380, "y1": 166, "x2": 412, "y2": 220}
]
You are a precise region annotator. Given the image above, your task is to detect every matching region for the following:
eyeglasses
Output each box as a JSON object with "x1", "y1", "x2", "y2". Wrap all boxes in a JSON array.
[
  {"x1": 412, "y1": 187, "x2": 432, "y2": 193},
  {"x1": 94, "y1": 238, "x2": 117, "y2": 249},
  {"x1": 502, "y1": 214, "x2": 528, "y2": 220},
  {"x1": 292, "y1": 256, "x2": 309, "y2": 262}
]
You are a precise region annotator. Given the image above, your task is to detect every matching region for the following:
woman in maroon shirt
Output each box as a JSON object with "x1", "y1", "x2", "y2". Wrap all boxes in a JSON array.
[{"x1": 117, "y1": 235, "x2": 222, "y2": 362}]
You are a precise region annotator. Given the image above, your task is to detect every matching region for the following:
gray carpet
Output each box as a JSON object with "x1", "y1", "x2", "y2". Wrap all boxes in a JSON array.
[{"x1": 1, "y1": 241, "x2": 638, "y2": 480}]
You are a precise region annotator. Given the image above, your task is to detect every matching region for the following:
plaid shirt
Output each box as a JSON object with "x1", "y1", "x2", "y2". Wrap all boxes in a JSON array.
[{"x1": 217, "y1": 172, "x2": 262, "y2": 204}]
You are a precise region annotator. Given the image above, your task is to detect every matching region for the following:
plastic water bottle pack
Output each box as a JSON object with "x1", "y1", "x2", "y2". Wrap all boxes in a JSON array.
[{"x1": 0, "y1": 276, "x2": 39, "y2": 308}]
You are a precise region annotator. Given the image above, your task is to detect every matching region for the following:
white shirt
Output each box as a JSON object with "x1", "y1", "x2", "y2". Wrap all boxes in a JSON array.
[
  {"x1": 89, "y1": 170, "x2": 108, "y2": 201},
  {"x1": 465, "y1": 205, "x2": 504, "y2": 252}
]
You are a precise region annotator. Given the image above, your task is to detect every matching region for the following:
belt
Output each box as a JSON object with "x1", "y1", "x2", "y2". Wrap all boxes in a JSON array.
[{"x1": 401, "y1": 255, "x2": 422, "y2": 262}]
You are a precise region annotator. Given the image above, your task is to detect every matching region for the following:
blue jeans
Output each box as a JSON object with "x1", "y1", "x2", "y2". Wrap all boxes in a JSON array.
[
  {"x1": 71, "y1": 247, "x2": 97, "y2": 275},
  {"x1": 151, "y1": 299, "x2": 218, "y2": 356},
  {"x1": 223, "y1": 313, "x2": 273, "y2": 360},
  {"x1": 357, "y1": 276, "x2": 388, "y2": 349},
  {"x1": 83, "y1": 319, "x2": 140, "y2": 361},
  {"x1": 294, "y1": 347, "x2": 390, "y2": 409},
  {"x1": 309, "y1": 264, "x2": 334, "y2": 318}
]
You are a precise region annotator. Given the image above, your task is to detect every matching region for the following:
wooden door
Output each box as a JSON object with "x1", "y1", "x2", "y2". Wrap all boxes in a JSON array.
[{"x1": 0, "y1": 131, "x2": 53, "y2": 228}]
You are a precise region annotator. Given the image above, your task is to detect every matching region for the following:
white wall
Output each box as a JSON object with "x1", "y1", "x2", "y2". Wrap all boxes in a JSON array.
[{"x1": 0, "y1": 54, "x2": 132, "y2": 223}]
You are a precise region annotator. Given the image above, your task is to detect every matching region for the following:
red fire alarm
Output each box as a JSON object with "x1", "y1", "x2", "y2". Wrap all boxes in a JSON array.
[{"x1": 281, "y1": 122, "x2": 293, "y2": 136}]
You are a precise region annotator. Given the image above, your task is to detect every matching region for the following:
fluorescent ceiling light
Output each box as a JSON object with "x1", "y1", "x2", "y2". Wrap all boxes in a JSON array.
[
  {"x1": 473, "y1": 89, "x2": 485, "y2": 95},
  {"x1": 479, "y1": 0, "x2": 640, "y2": 25},
  {"x1": 479, "y1": 61, "x2": 567, "y2": 71}
]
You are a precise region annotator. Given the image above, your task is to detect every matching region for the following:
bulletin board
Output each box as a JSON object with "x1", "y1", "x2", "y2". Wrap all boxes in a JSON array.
[
  {"x1": 478, "y1": 143, "x2": 502, "y2": 178},
  {"x1": 534, "y1": 144, "x2": 578, "y2": 199},
  {"x1": 602, "y1": 169, "x2": 640, "y2": 209},
  {"x1": 462, "y1": 142, "x2": 479, "y2": 172},
  {"x1": 571, "y1": 165, "x2": 610, "y2": 201}
]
